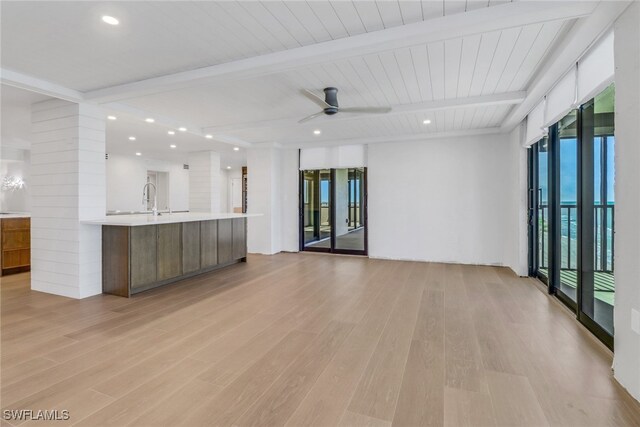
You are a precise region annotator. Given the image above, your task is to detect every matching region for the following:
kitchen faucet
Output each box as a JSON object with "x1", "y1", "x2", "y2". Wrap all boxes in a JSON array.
[{"x1": 142, "y1": 182, "x2": 158, "y2": 216}]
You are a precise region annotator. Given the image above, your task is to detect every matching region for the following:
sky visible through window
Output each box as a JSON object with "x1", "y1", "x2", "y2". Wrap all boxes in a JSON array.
[{"x1": 538, "y1": 136, "x2": 615, "y2": 205}]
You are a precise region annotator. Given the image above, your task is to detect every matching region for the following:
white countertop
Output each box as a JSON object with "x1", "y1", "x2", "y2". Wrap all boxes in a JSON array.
[
  {"x1": 81, "y1": 212, "x2": 261, "y2": 227},
  {"x1": 0, "y1": 212, "x2": 31, "y2": 219}
]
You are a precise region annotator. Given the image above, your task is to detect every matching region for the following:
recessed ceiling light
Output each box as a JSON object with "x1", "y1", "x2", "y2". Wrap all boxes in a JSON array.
[
  {"x1": 168, "y1": 130, "x2": 175, "y2": 135},
  {"x1": 170, "y1": 144, "x2": 176, "y2": 149},
  {"x1": 102, "y1": 15, "x2": 119, "y2": 26},
  {"x1": 226, "y1": 166, "x2": 231, "y2": 170},
  {"x1": 135, "y1": 152, "x2": 142, "y2": 156},
  {"x1": 107, "y1": 115, "x2": 117, "y2": 121},
  {"x1": 313, "y1": 129, "x2": 321, "y2": 135},
  {"x1": 128, "y1": 136, "x2": 136, "y2": 141},
  {"x1": 178, "y1": 127, "x2": 187, "y2": 132},
  {"x1": 233, "y1": 147, "x2": 240, "y2": 151},
  {"x1": 423, "y1": 119, "x2": 432, "y2": 125},
  {"x1": 205, "y1": 134, "x2": 213, "y2": 139},
  {"x1": 145, "y1": 118, "x2": 155, "y2": 123}
]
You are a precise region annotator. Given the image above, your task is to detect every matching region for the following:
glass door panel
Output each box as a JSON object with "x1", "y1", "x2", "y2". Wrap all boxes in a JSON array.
[
  {"x1": 335, "y1": 168, "x2": 366, "y2": 252},
  {"x1": 581, "y1": 84, "x2": 615, "y2": 337},
  {"x1": 537, "y1": 139, "x2": 550, "y2": 280},
  {"x1": 302, "y1": 169, "x2": 332, "y2": 250},
  {"x1": 558, "y1": 110, "x2": 578, "y2": 303}
]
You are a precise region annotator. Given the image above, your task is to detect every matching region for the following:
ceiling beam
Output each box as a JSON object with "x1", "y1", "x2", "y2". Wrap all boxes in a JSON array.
[
  {"x1": 84, "y1": 1, "x2": 595, "y2": 103},
  {"x1": 501, "y1": 1, "x2": 631, "y2": 131},
  {"x1": 264, "y1": 127, "x2": 505, "y2": 149},
  {"x1": 203, "y1": 92, "x2": 525, "y2": 134},
  {"x1": 1, "y1": 68, "x2": 84, "y2": 102}
]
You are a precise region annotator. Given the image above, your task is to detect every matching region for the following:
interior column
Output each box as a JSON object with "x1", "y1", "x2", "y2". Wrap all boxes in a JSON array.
[
  {"x1": 188, "y1": 151, "x2": 221, "y2": 213},
  {"x1": 613, "y1": 1, "x2": 640, "y2": 401},
  {"x1": 246, "y1": 147, "x2": 282, "y2": 254},
  {"x1": 30, "y1": 99, "x2": 106, "y2": 298}
]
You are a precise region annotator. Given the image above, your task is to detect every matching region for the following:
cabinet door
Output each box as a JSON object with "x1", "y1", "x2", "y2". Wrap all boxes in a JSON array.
[
  {"x1": 157, "y1": 223, "x2": 182, "y2": 281},
  {"x1": 130, "y1": 226, "x2": 157, "y2": 289},
  {"x1": 232, "y1": 218, "x2": 246, "y2": 260},
  {"x1": 201, "y1": 220, "x2": 218, "y2": 268},
  {"x1": 182, "y1": 221, "x2": 201, "y2": 274},
  {"x1": 217, "y1": 219, "x2": 233, "y2": 264}
]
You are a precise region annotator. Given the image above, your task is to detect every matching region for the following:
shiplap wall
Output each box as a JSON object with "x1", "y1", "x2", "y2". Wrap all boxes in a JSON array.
[
  {"x1": 188, "y1": 151, "x2": 221, "y2": 213},
  {"x1": 30, "y1": 100, "x2": 106, "y2": 298}
]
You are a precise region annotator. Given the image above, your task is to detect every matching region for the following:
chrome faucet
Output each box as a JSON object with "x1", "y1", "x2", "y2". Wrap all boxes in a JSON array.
[{"x1": 142, "y1": 182, "x2": 158, "y2": 216}]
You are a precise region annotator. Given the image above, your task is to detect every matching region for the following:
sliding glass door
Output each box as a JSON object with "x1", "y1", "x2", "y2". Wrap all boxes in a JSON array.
[
  {"x1": 529, "y1": 84, "x2": 615, "y2": 348},
  {"x1": 558, "y1": 110, "x2": 579, "y2": 305},
  {"x1": 300, "y1": 168, "x2": 367, "y2": 255},
  {"x1": 301, "y1": 169, "x2": 331, "y2": 249},
  {"x1": 579, "y1": 85, "x2": 615, "y2": 338}
]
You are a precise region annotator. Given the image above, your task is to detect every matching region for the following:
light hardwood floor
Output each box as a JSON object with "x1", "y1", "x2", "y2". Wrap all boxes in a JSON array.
[{"x1": 1, "y1": 253, "x2": 639, "y2": 426}]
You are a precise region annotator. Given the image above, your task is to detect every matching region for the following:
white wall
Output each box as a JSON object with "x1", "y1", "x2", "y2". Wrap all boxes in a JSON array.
[
  {"x1": 368, "y1": 134, "x2": 513, "y2": 266},
  {"x1": 247, "y1": 147, "x2": 298, "y2": 254},
  {"x1": 0, "y1": 147, "x2": 31, "y2": 212},
  {"x1": 106, "y1": 154, "x2": 189, "y2": 212},
  {"x1": 613, "y1": 1, "x2": 640, "y2": 402},
  {"x1": 188, "y1": 151, "x2": 221, "y2": 213},
  {"x1": 504, "y1": 124, "x2": 529, "y2": 276}
]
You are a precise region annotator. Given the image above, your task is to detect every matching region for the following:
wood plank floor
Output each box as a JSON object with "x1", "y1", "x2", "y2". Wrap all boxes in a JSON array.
[{"x1": 1, "y1": 253, "x2": 639, "y2": 426}]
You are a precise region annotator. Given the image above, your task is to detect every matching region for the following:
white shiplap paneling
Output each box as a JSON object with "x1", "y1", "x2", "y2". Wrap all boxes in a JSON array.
[{"x1": 30, "y1": 99, "x2": 105, "y2": 299}]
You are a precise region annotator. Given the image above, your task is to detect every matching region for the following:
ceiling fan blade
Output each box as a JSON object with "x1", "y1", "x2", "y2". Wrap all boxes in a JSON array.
[
  {"x1": 301, "y1": 89, "x2": 331, "y2": 109},
  {"x1": 339, "y1": 106, "x2": 392, "y2": 114},
  {"x1": 298, "y1": 111, "x2": 325, "y2": 124}
]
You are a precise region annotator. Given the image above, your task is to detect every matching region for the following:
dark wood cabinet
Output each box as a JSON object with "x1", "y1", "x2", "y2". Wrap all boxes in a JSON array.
[
  {"x1": 217, "y1": 219, "x2": 233, "y2": 264},
  {"x1": 158, "y1": 223, "x2": 182, "y2": 281},
  {"x1": 102, "y1": 218, "x2": 247, "y2": 297},
  {"x1": 201, "y1": 220, "x2": 218, "y2": 268},
  {"x1": 0, "y1": 217, "x2": 31, "y2": 276},
  {"x1": 130, "y1": 225, "x2": 157, "y2": 290},
  {"x1": 182, "y1": 222, "x2": 201, "y2": 274},
  {"x1": 233, "y1": 218, "x2": 247, "y2": 260}
]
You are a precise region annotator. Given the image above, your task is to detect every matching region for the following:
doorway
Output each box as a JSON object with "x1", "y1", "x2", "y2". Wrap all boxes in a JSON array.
[
  {"x1": 146, "y1": 171, "x2": 170, "y2": 211},
  {"x1": 299, "y1": 168, "x2": 367, "y2": 255}
]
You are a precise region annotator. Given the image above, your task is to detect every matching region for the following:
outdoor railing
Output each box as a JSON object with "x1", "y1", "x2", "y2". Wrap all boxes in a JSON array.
[{"x1": 538, "y1": 203, "x2": 614, "y2": 273}]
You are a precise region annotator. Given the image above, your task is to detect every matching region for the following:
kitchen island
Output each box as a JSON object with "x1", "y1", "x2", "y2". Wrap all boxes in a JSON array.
[{"x1": 82, "y1": 213, "x2": 258, "y2": 297}]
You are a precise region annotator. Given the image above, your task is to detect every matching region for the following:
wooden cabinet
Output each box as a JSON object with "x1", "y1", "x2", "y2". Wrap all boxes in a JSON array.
[
  {"x1": 102, "y1": 218, "x2": 247, "y2": 297},
  {"x1": 217, "y1": 219, "x2": 233, "y2": 264},
  {"x1": 200, "y1": 220, "x2": 218, "y2": 268},
  {"x1": 182, "y1": 222, "x2": 201, "y2": 274},
  {"x1": 157, "y1": 223, "x2": 182, "y2": 281},
  {"x1": 233, "y1": 218, "x2": 247, "y2": 260},
  {"x1": 0, "y1": 217, "x2": 31, "y2": 276},
  {"x1": 130, "y1": 225, "x2": 157, "y2": 290}
]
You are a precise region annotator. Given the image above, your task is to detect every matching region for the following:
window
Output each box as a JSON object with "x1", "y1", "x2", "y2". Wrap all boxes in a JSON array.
[{"x1": 529, "y1": 84, "x2": 615, "y2": 348}]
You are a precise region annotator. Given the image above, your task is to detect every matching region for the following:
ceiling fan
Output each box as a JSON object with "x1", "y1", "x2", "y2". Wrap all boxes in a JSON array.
[{"x1": 298, "y1": 87, "x2": 392, "y2": 123}]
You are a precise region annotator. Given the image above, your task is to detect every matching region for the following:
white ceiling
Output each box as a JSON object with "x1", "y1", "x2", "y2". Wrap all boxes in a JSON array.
[
  {"x1": 104, "y1": 112, "x2": 247, "y2": 168},
  {"x1": 1, "y1": 1, "x2": 602, "y2": 155},
  {"x1": 1, "y1": 0, "x2": 513, "y2": 92},
  {"x1": 1, "y1": 84, "x2": 246, "y2": 168}
]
